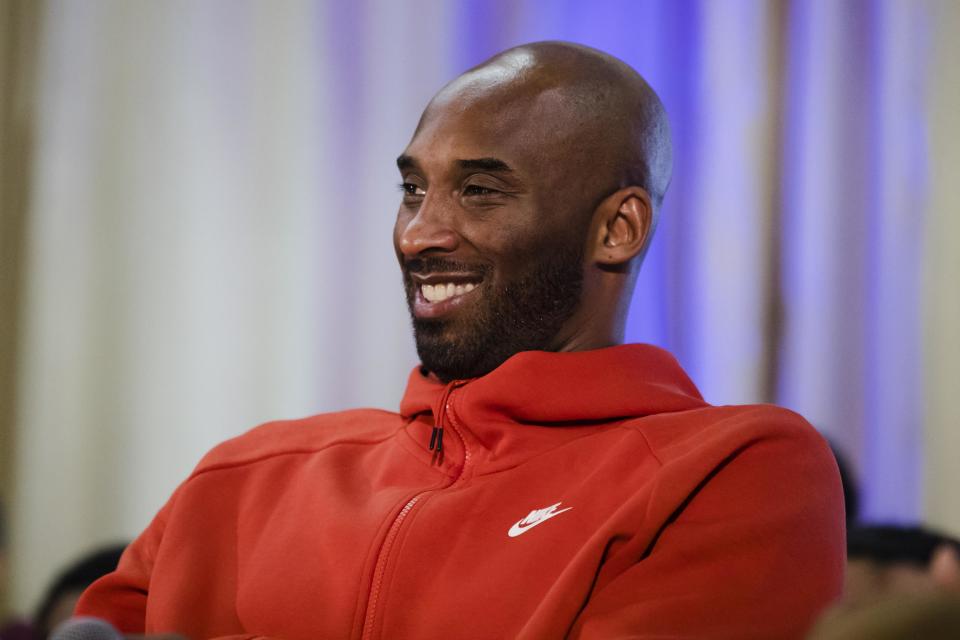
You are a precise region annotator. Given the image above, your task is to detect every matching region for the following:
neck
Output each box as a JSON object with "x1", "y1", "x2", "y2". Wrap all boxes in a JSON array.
[{"x1": 547, "y1": 306, "x2": 626, "y2": 353}]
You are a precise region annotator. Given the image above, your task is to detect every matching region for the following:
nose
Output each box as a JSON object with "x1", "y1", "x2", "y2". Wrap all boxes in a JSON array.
[{"x1": 395, "y1": 199, "x2": 460, "y2": 259}]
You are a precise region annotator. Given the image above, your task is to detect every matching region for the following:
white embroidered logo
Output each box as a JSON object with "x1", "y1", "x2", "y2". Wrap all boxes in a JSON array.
[{"x1": 507, "y1": 502, "x2": 573, "y2": 538}]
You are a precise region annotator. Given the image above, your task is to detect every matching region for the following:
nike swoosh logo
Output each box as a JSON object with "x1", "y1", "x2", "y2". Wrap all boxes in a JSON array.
[{"x1": 507, "y1": 504, "x2": 573, "y2": 538}]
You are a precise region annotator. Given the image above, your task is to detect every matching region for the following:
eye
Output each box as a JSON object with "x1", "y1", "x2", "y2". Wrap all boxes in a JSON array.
[
  {"x1": 399, "y1": 182, "x2": 426, "y2": 197},
  {"x1": 462, "y1": 184, "x2": 500, "y2": 197}
]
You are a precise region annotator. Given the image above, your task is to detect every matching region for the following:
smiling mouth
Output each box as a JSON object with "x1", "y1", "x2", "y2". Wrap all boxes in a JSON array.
[
  {"x1": 409, "y1": 273, "x2": 484, "y2": 317},
  {"x1": 421, "y1": 282, "x2": 478, "y2": 303}
]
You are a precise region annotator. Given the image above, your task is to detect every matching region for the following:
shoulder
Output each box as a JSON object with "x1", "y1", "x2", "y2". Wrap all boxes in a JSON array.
[
  {"x1": 620, "y1": 403, "x2": 843, "y2": 546},
  {"x1": 190, "y1": 408, "x2": 405, "y2": 476},
  {"x1": 626, "y1": 403, "x2": 832, "y2": 472}
]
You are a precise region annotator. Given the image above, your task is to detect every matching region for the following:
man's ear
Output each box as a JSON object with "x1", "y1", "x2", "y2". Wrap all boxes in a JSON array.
[{"x1": 590, "y1": 186, "x2": 654, "y2": 267}]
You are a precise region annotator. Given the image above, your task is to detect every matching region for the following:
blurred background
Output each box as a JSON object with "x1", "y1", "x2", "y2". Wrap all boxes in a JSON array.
[{"x1": 1, "y1": 0, "x2": 958, "y2": 624}]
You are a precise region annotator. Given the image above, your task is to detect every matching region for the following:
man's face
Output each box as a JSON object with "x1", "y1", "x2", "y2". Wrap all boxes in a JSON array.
[{"x1": 394, "y1": 89, "x2": 592, "y2": 382}]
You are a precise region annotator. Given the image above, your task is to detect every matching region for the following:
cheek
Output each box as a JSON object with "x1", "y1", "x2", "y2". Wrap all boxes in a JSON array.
[
  {"x1": 458, "y1": 205, "x2": 543, "y2": 254},
  {"x1": 464, "y1": 226, "x2": 535, "y2": 275},
  {"x1": 485, "y1": 234, "x2": 560, "y2": 281}
]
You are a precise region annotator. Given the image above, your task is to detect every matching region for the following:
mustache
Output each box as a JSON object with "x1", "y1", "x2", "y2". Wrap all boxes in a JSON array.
[{"x1": 403, "y1": 256, "x2": 492, "y2": 277}]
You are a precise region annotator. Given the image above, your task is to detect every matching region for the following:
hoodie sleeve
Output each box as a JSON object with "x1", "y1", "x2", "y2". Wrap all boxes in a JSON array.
[
  {"x1": 75, "y1": 490, "x2": 173, "y2": 634},
  {"x1": 75, "y1": 488, "x2": 291, "y2": 640},
  {"x1": 568, "y1": 423, "x2": 846, "y2": 639}
]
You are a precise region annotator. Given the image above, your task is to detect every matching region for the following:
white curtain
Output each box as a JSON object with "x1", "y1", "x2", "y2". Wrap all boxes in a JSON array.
[
  {"x1": 9, "y1": 0, "x2": 960, "y2": 615},
  {"x1": 923, "y1": 0, "x2": 960, "y2": 539},
  {"x1": 11, "y1": 0, "x2": 448, "y2": 609}
]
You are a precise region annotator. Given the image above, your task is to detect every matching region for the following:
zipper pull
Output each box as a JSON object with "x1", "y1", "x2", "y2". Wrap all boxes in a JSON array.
[{"x1": 429, "y1": 380, "x2": 464, "y2": 455}]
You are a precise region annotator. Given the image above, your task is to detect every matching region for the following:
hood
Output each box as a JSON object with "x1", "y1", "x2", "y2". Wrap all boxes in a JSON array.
[{"x1": 399, "y1": 345, "x2": 707, "y2": 469}]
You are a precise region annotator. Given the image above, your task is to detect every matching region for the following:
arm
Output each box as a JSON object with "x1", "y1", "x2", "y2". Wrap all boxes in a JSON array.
[
  {"x1": 78, "y1": 526, "x2": 283, "y2": 640},
  {"x1": 76, "y1": 477, "x2": 295, "y2": 640},
  {"x1": 570, "y1": 428, "x2": 846, "y2": 639},
  {"x1": 75, "y1": 497, "x2": 172, "y2": 634}
]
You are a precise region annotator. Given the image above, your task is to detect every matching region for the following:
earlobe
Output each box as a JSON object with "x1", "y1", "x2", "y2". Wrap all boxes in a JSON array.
[{"x1": 594, "y1": 187, "x2": 653, "y2": 266}]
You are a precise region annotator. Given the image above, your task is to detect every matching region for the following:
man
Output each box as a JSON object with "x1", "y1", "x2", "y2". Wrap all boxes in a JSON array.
[
  {"x1": 808, "y1": 524, "x2": 960, "y2": 639},
  {"x1": 77, "y1": 42, "x2": 844, "y2": 639},
  {"x1": 843, "y1": 525, "x2": 960, "y2": 606},
  {"x1": 30, "y1": 544, "x2": 128, "y2": 639}
]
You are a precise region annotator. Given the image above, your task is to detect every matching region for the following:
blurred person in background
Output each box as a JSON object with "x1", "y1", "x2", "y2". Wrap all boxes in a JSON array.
[
  {"x1": 843, "y1": 525, "x2": 960, "y2": 609},
  {"x1": 72, "y1": 41, "x2": 844, "y2": 639},
  {"x1": 808, "y1": 591, "x2": 960, "y2": 640},
  {"x1": 809, "y1": 446, "x2": 960, "y2": 638},
  {"x1": 809, "y1": 534, "x2": 960, "y2": 640},
  {"x1": 828, "y1": 442, "x2": 860, "y2": 527},
  {"x1": 1, "y1": 543, "x2": 125, "y2": 640},
  {"x1": 829, "y1": 442, "x2": 960, "y2": 605},
  {"x1": 32, "y1": 545, "x2": 126, "y2": 640}
]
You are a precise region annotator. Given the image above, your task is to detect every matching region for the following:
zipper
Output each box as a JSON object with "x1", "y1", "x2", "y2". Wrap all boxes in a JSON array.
[
  {"x1": 428, "y1": 380, "x2": 466, "y2": 454},
  {"x1": 359, "y1": 382, "x2": 471, "y2": 640},
  {"x1": 360, "y1": 494, "x2": 422, "y2": 640},
  {"x1": 442, "y1": 392, "x2": 472, "y2": 477}
]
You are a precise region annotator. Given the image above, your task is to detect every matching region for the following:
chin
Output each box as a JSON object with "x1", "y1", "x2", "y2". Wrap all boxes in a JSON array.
[{"x1": 415, "y1": 333, "x2": 471, "y2": 382}]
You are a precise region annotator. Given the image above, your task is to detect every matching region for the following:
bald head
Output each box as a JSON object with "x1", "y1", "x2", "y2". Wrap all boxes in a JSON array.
[{"x1": 426, "y1": 41, "x2": 672, "y2": 212}]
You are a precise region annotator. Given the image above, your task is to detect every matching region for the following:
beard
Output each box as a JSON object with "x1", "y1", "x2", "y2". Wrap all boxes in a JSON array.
[{"x1": 402, "y1": 242, "x2": 585, "y2": 383}]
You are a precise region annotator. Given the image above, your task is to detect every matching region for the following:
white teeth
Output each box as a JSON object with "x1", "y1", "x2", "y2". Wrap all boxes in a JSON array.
[{"x1": 421, "y1": 282, "x2": 479, "y2": 303}]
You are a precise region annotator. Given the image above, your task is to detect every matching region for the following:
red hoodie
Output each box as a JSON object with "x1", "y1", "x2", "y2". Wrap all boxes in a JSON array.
[{"x1": 77, "y1": 345, "x2": 844, "y2": 639}]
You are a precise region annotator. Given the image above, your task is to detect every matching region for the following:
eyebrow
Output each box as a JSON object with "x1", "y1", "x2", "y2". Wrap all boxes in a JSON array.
[
  {"x1": 396, "y1": 154, "x2": 418, "y2": 171},
  {"x1": 395, "y1": 155, "x2": 514, "y2": 174},
  {"x1": 456, "y1": 157, "x2": 513, "y2": 173}
]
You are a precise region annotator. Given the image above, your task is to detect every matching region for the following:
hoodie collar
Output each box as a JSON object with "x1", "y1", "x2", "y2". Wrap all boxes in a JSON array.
[{"x1": 399, "y1": 344, "x2": 706, "y2": 470}]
